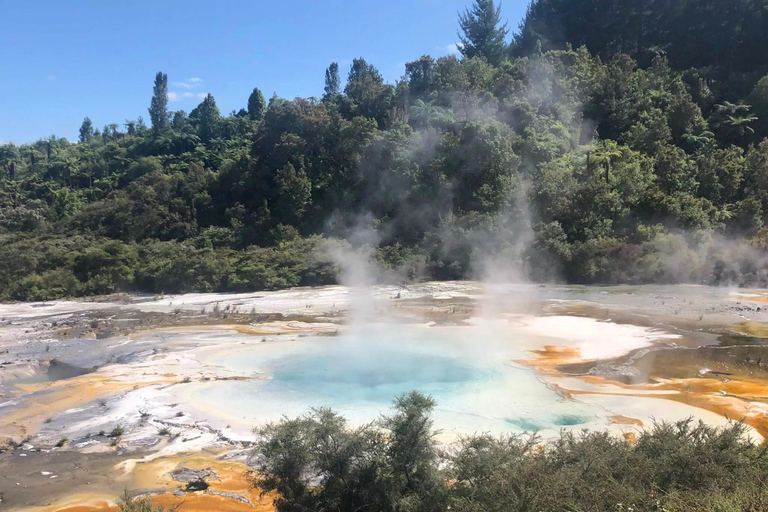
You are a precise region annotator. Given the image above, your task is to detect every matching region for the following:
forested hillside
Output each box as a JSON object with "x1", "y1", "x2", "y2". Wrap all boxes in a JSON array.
[{"x1": 3, "y1": 0, "x2": 768, "y2": 300}]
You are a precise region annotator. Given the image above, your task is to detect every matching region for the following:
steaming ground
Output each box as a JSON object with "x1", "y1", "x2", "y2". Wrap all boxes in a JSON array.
[{"x1": 3, "y1": 282, "x2": 768, "y2": 510}]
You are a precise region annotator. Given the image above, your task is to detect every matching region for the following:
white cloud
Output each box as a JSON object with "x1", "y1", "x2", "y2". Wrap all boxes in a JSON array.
[
  {"x1": 443, "y1": 42, "x2": 462, "y2": 55},
  {"x1": 168, "y1": 91, "x2": 193, "y2": 101},
  {"x1": 168, "y1": 91, "x2": 208, "y2": 102},
  {"x1": 173, "y1": 77, "x2": 204, "y2": 89},
  {"x1": 46, "y1": 75, "x2": 58, "y2": 81}
]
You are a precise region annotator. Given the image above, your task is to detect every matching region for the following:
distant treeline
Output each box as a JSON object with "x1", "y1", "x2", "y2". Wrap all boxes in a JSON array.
[{"x1": 4, "y1": 0, "x2": 768, "y2": 300}]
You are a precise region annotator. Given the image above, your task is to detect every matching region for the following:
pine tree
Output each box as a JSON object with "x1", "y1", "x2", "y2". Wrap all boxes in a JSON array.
[
  {"x1": 247, "y1": 87, "x2": 266, "y2": 121},
  {"x1": 197, "y1": 94, "x2": 220, "y2": 142},
  {"x1": 148, "y1": 71, "x2": 169, "y2": 134},
  {"x1": 458, "y1": 0, "x2": 509, "y2": 65},
  {"x1": 79, "y1": 117, "x2": 94, "y2": 143},
  {"x1": 324, "y1": 62, "x2": 340, "y2": 98}
]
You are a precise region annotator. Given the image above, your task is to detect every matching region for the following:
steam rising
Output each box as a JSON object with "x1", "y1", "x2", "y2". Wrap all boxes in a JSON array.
[
  {"x1": 319, "y1": 54, "x2": 768, "y2": 292},
  {"x1": 320, "y1": 61, "x2": 559, "y2": 298}
]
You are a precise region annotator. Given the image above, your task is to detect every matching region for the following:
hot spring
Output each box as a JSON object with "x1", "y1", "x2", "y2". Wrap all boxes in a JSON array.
[{"x1": 190, "y1": 323, "x2": 608, "y2": 436}]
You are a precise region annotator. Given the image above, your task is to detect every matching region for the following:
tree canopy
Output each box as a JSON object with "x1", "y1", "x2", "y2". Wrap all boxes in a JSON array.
[
  {"x1": 2, "y1": 0, "x2": 768, "y2": 301},
  {"x1": 458, "y1": 0, "x2": 509, "y2": 65},
  {"x1": 513, "y1": 0, "x2": 768, "y2": 74}
]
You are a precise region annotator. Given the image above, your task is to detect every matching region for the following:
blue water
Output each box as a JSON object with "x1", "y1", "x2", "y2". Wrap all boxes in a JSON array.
[
  {"x1": 507, "y1": 414, "x2": 591, "y2": 431},
  {"x1": 193, "y1": 326, "x2": 607, "y2": 436},
  {"x1": 269, "y1": 344, "x2": 497, "y2": 403}
]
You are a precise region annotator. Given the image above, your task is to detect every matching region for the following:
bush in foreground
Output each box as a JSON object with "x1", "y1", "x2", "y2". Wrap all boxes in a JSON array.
[{"x1": 250, "y1": 391, "x2": 768, "y2": 512}]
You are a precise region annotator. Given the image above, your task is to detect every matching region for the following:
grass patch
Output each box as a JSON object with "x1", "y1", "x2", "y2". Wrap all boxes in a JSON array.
[{"x1": 736, "y1": 321, "x2": 768, "y2": 338}]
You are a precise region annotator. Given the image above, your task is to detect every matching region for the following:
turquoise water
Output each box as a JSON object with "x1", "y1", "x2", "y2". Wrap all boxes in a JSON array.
[
  {"x1": 192, "y1": 326, "x2": 607, "y2": 436},
  {"x1": 268, "y1": 341, "x2": 497, "y2": 403},
  {"x1": 507, "y1": 414, "x2": 591, "y2": 431}
]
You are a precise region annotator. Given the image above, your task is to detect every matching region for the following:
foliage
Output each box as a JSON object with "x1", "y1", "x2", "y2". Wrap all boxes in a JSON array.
[
  {"x1": 3, "y1": 0, "x2": 768, "y2": 301},
  {"x1": 193, "y1": 93, "x2": 220, "y2": 142},
  {"x1": 247, "y1": 87, "x2": 266, "y2": 121},
  {"x1": 250, "y1": 392, "x2": 444, "y2": 512},
  {"x1": 149, "y1": 72, "x2": 169, "y2": 134},
  {"x1": 458, "y1": 0, "x2": 508, "y2": 66},
  {"x1": 324, "y1": 62, "x2": 341, "y2": 99},
  {"x1": 252, "y1": 393, "x2": 768, "y2": 512},
  {"x1": 79, "y1": 117, "x2": 94, "y2": 143},
  {"x1": 514, "y1": 0, "x2": 768, "y2": 75}
]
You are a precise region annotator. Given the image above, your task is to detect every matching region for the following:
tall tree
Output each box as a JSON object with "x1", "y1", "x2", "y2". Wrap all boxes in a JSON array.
[
  {"x1": 345, "y1": 58, "x2": 384, "y2": 98},
  {"x1": 324, "y1": 62, "x2": 340, "y2": 98},
  {"x1": 247, "y1": 87, "x2": 266, "y2": 121},
  {"x1": 148, "y1": 71, "x2": 169, "y2": 134},
  {"x1": 79, "y1": 117, "x2": 94, "y2": 143},
  {"x1": 457, "y1": 0, "x2": 508, "y2": 66},
  {"x1": 196, "y1": 94, "x2": 221, "y2": 142},
  {"x1": 343, "y1": 58, "x2": 393, "y2": 124}
]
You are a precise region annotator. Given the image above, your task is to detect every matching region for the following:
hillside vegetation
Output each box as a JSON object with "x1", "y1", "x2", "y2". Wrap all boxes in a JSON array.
[{"x1": 4, "y1": 0, "x2": 768, "y2": 300}]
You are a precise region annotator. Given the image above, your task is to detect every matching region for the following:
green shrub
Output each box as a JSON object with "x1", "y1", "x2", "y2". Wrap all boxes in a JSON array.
[{"x1": 251, "y1": 393, "x2": 768, "y2": 512}]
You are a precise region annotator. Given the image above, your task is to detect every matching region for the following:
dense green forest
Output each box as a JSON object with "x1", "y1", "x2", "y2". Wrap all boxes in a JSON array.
[{"x1": 4, "y1": 0, "x2": 768, "y2": 300}]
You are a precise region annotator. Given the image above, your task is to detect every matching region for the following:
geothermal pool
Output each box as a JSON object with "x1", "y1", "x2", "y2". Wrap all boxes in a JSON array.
[
  {"x1": 191, "y1": 324, "x2": 606, "y2": 436},
  {"x1": 5, "y1": 283, "x2": 768, "y2": 510}
]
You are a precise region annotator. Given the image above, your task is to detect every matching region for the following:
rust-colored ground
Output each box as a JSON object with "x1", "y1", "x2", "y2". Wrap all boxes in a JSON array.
[
  {"x1": 519, "y1": 346, "x2": 583, "y2": 371},
  {"x1": 610, "y1": 415, "x2": 644, "y2": 427},
  {"x1": 26, "y1": 453, "x2": 276, "y2": 512},
  {"x1": 519, "y1": 340, "x2": 768, "y2": 439},
  {"x1": 573, "y1": 375, "x2": 768, "y2": 439}
]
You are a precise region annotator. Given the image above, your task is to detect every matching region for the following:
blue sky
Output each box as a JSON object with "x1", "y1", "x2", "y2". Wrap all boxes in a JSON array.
[{"x1": 0, "y1": 0, "x2": 529, "y2": 144}]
